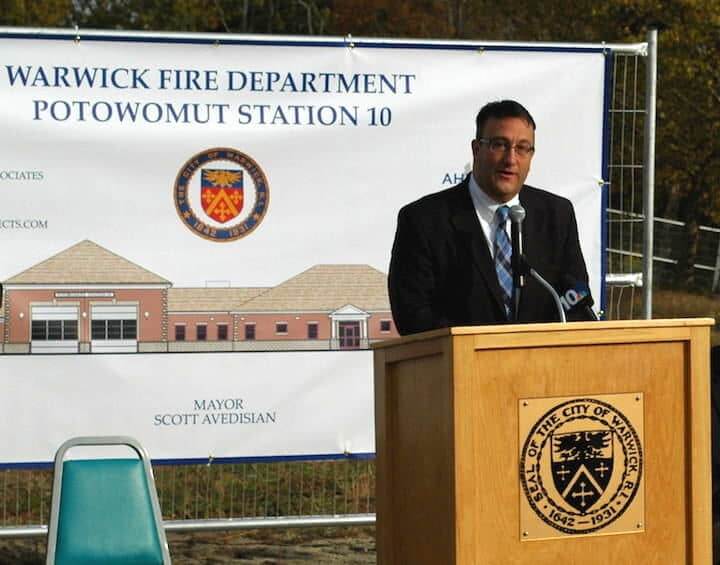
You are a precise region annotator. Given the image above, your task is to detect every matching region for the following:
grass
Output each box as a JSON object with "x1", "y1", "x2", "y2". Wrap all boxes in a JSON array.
[
  {"x1": 0, "y1": 459, "x2": 376, "y2": 529},
  {"x1": 605, "y1": 286, "x2": 719, "y2": 345},
  {"x1": 648, "y1": 288, "x2": 719, "y2": 345}
]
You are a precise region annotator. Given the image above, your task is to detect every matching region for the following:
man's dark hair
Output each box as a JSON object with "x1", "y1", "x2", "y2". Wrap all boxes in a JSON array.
[{"x1": 475, "y1": 100, "x2": 536, "y2": 139}]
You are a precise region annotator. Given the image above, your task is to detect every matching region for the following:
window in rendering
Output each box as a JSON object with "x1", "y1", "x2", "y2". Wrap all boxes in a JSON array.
[
  {"x1": 91, "y1": 319, "x2": 137, "y2": 340},
  {"x1": 338, "y1": 321, "x2": 361, "y2": 349},
  {"x1": 307, "y1": 322, "x2": 318, "y2": 339},
  {"x1": 32, "y1": 319, "x2": 78, "y2": 340},
  {"x1": 122, "y1": 319, "x2": 137, "y2": 339}
]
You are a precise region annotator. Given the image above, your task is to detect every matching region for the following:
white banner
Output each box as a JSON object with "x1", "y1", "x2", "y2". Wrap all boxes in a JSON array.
[
  {"x1": 0, "y1": 32, "x2": 608, "y2": 464},
  {"x1": 0, "y1": 351, "x2": 373, "y2": 465}
]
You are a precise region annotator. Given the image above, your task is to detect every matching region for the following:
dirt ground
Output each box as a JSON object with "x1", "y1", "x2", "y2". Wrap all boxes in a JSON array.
[{"x1": 0, "y1": 528, "x2": 376, "y2": 564}]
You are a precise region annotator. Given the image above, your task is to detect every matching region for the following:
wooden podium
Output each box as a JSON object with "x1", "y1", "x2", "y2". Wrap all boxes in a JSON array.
[{"x1": 373, "y1": 319, "x2": 714, "y2": 564}]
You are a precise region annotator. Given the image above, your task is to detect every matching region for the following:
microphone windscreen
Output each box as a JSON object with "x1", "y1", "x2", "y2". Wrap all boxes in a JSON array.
[{"x1": 509, "y1": 205, "x2": 526, "y2": 223}]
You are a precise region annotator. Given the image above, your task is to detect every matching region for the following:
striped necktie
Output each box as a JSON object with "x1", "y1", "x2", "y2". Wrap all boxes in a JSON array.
[{"x1": 494, "y1": 205, "x2": 512, "y2": 317}]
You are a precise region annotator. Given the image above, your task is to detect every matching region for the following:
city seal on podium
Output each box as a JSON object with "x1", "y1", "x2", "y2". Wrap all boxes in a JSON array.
[
  {"x1": 173, "y1": 148, "x2": 269, "y2": 242},
  {"x1": 519, "y1": 396, "x2": 643, "y2": 537}
]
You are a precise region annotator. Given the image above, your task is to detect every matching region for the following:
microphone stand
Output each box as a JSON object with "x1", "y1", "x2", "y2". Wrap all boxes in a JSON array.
[
  {"x1": 509, "y1": 206, "x2": 525, "y2": 322},
  {"x1": 516, "y1": 254, "x2": 566, "y2": 323},
  {"x1": 528, "y1": 267, "x2": 566, "y2": 323}
]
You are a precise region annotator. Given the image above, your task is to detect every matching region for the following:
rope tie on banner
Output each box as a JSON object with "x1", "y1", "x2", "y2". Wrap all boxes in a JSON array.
[
  {"x1": 74, "y1": 25, "x2": 80, "y2": 45},
  {"x1": 206, "y1": 455, "x2": 214, "y2": 467},
  {"x1": 345, "y1": 34, "x2": 355, "y2": 50}
]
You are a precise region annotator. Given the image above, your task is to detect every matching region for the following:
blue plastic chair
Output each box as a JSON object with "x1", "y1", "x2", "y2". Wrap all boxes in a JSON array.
[{"x1": 46, "y1": 436, "x2": 171, "y2": 565}]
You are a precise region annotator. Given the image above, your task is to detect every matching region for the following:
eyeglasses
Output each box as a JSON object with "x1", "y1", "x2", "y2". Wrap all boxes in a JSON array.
[{"x1": 477, "y1": 137, "x2": 535, "y2": 157}]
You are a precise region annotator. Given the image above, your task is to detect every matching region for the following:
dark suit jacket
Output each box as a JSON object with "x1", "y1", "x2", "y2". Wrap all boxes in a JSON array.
[{"x1": 388, "y1": 176, "x2": 591, "y2": 335}]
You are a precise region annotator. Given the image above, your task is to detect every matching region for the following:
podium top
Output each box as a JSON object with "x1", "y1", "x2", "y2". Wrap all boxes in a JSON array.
[{"x1": 372, "y1": 317, "x2": 715, "y2": 350}]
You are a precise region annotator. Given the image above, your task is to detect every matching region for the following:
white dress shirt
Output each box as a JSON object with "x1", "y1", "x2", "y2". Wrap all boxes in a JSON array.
[{"x1": 467, "y1": 174, "x2": 520, "y2": 259}]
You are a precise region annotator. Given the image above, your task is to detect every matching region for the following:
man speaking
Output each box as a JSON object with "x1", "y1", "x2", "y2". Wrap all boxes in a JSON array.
[{"x1": 388, "y1": 100, "x2": 593, "y2": 335}]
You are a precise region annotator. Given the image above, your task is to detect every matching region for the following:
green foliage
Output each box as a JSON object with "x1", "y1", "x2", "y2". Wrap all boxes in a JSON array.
[
  {"x1": 0, "y1": 0, "x2": 73, "y2": 26},
  {"x1": 19, "y1": 0, "x2": 334, "y2": 34},
  {"x1": 0, "y1": 1, "x2": 335, "y2": 34}
]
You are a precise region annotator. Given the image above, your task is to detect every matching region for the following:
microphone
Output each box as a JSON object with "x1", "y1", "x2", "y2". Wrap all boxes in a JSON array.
[
  {"x1": 509, "y1": 205, "x2": 525, "y2": 321},
  {"x1": 558, "y1": 275, "x2": 599, "y2": 321}
]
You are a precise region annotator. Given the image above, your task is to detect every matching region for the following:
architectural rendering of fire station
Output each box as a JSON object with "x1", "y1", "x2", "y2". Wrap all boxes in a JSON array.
[{"x1": 0, "y1": 240, "x2": 398, "y2": 354}]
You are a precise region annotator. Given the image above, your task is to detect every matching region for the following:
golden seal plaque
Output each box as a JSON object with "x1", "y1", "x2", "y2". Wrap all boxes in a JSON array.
[{"x1": 519, "y1": 393, "x2": 645, "y2": 541}]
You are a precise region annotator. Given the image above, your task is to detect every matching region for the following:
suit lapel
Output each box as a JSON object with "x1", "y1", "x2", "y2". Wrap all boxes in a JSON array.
[
  {"x1": 517, "y1": 189, "x2": 546, "y2": 319},
  {"x1": 519, "y1": 188, "x2": 551, "y2": 270},
  {"x1": 448, "y1": 181, "x2": 506, "y2": 314}
]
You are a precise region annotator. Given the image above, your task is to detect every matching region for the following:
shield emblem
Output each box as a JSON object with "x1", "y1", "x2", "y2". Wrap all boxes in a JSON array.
[
  {"x1": 551, "y1": 430, "x2": 613, "y2": 513},
  {"x1": 201, "y1": 168, "x2": 244, "y2": 224}
]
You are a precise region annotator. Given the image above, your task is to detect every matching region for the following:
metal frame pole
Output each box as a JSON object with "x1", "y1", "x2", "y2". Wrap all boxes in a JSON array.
[
  {"x1": 642, "y1": 29, "x2": 658, "y2": 318},
  {"x1": 0, "y1": 27, "x2": 649, "y2": 54},
  {"x1": 0, "y1": 514, "x2": 377, "y2": 539}
]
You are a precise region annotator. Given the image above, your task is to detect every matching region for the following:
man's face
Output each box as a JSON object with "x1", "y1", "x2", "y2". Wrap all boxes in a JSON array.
[{"x1": 471, "y1": 116, "x2": 535, "y2": 203}]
